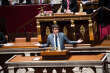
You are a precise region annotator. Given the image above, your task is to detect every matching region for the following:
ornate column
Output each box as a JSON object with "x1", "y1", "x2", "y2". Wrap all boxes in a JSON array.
[
  {"x1": 88, "y1": 17, "x2": 94, "y2": 41},
  {"x1": 53, "y1": 20, "x2": 57, "y2": 24},
  {"x1": 71, "y1": 20, "x2": 76, "y2": 40},
  {"x1": 71, "y1": 20, "x2": 75, "y2": 27},
  {"x1": 36, "y1": 20, "x2": 42, "y2": 42}
]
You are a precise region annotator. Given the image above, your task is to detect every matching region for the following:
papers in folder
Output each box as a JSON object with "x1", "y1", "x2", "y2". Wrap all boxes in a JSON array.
[
  {"x1": 33, "y1": 57, "x2": 40, "y2": 61},
  {"x1": 34, "y1": 42, "x2": 41, "y2": 46},
  {"x1": 4, "y1": 43, "x2": 14, "y2": 46}
]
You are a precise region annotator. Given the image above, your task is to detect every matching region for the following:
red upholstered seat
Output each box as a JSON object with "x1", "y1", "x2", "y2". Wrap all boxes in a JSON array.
[{"x1": 99, "y1": 25, "x2": 110, "y2": 40}]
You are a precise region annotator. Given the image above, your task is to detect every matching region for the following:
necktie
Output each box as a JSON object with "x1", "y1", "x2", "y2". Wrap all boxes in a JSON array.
[
  {"x1": 67, "y1": 0, "x2": 70, "y2": 10},
  {"x1": 55, "y1": 35, "x2": 58, "y2": 48},
  {"x1": 54, "y1": 34, "x2": 61, "y2": 51}
]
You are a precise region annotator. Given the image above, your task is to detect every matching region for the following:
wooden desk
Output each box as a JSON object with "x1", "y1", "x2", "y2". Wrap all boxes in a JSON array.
[
  {"x1": 35, "y1": 13, "x2": 94, "y2": 43},
  {"x1": 36, "y1": 14, "x2": 91, "y2": 21},
  {"x1": 0, "y1": 42, "x2": 110, "y2": 55},
  {"x1": 5, "y1": 53, "x2": 107, "y2": 73},
  {"x1": 0, "y1": 40, "x2": 110, "y2": 55},
  {"x1": 0, "y1": 42, "x2": 46, "y2": 56}
]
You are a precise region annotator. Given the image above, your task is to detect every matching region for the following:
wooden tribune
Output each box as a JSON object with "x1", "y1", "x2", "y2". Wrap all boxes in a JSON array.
[
  {"x1": 41, "y1": 50, "x2": 69, "y2": 60},
  {"x1": 36, "y1": 13, "x2": 95, "y2": 43}
]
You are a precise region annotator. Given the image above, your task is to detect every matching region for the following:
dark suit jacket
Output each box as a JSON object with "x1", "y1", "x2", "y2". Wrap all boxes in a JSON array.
[
  {"x1": 0, "y1": 32, "x2": 7, "y2": 44},
  {"x1": 61, "y1": 0, "x2": 78, "y2": 12},
  {"x1": 42, "y1": 32, "x2": 77, "y2": 50}
]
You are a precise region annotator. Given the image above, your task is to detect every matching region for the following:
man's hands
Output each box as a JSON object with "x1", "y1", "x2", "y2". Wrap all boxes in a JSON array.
[{"x1": 77, "y1": 39, "x2": 83, "y2": 43}]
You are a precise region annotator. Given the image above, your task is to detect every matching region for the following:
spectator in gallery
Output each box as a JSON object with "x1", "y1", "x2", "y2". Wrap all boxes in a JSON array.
[
  {"x1": 36, "y1": 24, "x2": 83, "y2": 51},
  {"x1": 61, "y1": 0, "x2": 78, "y2": 13}
]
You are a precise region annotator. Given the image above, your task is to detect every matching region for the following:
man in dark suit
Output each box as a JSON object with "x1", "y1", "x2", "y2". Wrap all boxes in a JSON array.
[
  {"x1": 36, "y1": 24, "x2": 83, "y2": 51},
  {"x1": 0, "y1": 32, "x2": 7, "y2": 44},
  {"x1": 61, "y1": 0, "x2": 78, "y2": 13}
]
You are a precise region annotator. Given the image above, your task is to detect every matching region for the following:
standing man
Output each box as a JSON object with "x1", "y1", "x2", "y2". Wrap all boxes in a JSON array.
[
  {"x1": 61, "y1": 0, "x2": 78, "y2": 13},
  {"x1": 36, "y1": 24, "x2": 83, "y2": 51}
]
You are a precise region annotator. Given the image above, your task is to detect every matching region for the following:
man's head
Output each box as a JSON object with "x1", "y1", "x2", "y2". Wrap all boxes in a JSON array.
[{"x1": 52, "y1": 24, "x2": 59, "y2": 35}]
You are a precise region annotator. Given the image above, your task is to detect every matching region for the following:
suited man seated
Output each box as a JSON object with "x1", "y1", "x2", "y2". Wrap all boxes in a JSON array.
[
  {"x1": 0, "y1": 32, "x2": 7, "y2": 44},
  {"x1": 61, "y1": 0, "x2": 78, "y2": 13},
  {"x1": 36, "y1": 24, "x2": 83, "y2": 51}
]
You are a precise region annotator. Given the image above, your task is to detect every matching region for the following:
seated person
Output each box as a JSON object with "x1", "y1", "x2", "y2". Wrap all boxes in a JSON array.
[
  {"x1": 0, "y1": 32, "x2": 7, "y2": 44},
  {"x1": 61, "y1": 0, "x2": 78, "y2": 13},
  {"x1": 36, "y1": 24, "x2": 83, "y2": 51}
]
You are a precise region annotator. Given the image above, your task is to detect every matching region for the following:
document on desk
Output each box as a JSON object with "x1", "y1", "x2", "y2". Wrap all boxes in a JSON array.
[
  {"x1": 3, "y1": 43, "x2": 14, "y2": 46},
  {"x1": 34, "y1": 43, "x2": 41, "y2": 46},
  {"x1": 33, "y1": 57, "x2": 40, "y2": 61}
]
